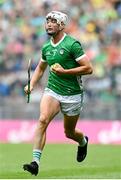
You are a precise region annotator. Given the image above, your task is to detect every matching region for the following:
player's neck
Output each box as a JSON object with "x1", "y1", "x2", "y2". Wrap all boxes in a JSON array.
[{"x1": 52, "y1": 32, "x2": 65, "y2": 44}]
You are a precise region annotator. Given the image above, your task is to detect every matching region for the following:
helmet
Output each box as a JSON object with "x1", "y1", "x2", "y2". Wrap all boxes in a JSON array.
[{"x1": 46, "y1": 11, "x2": 68, "y2": 25}]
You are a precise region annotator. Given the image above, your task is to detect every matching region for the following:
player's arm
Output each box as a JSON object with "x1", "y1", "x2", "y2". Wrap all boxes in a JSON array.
[
  {"x1": 52, "y1": 41, "x2": 93, "y2": 76},
  {"x1": 51, "y1": 55, "x2": 93, "y2": 76},
  {"x1": 24, "y1": 60, "x2": 47, "y2": 94},
  {"x1": 63, "y1": 55, "x2": 93, "y2": 75}
]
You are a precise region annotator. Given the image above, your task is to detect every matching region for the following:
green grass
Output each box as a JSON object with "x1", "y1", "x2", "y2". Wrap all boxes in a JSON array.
[{"x1": 0, "y1": 143, "x2": 121, "y2": 179}]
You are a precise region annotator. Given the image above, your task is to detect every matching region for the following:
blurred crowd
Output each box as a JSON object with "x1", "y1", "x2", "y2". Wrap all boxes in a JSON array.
[{"x1": 0, "y1": 0, "x2": 121, "y2": 102}]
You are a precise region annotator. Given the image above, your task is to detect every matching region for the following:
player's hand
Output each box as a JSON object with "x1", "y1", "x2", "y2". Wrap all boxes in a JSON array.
[
  {"x1": 50, "y1": 63, "x2": 65, "y2": 75},
  {"x1": 24, "y1": 85, "x2": 34, "y2": 94}
]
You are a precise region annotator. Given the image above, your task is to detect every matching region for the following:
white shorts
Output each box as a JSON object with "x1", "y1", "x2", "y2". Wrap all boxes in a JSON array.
[{"x1": 44, "y1": 88, "x2": 83, "y2": 116}]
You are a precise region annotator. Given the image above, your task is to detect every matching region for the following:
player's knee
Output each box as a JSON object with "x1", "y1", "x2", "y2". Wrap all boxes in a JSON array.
[
  {"x1": 38, "y1": 115, "x2": 49, "y2": 130},
  {"x1": 64, "y1": 129, "x2": 74, "y2": 139}
]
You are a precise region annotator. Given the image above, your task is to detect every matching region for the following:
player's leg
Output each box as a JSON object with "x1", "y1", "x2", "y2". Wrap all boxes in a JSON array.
[
  {"x1": 23, "y1": 94, "x2": 60, "y2": 175},
  {"x1": 64, "y1": 114, "x2": 87, "y2": 146},
  {"x1": 33, "y1": 93, "x2": 60, "y2": 151},
  {"x1": 61, "y1": 93, "x2": 88, "y2": 163},
  {"x1": 63, "y1": 114, "x2": 88, "y2": 162},
  {"x1": 64, "y1": 114, "x2": 84, "y2": 143}
]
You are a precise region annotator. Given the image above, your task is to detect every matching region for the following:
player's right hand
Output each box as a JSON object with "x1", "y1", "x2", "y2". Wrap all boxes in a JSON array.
[
  {"x1": 50, "y1": 63, "x2": 62, "y2": 71},
  {"x1": 24, "y1": 85, "x2": 34, "y2": 94}
]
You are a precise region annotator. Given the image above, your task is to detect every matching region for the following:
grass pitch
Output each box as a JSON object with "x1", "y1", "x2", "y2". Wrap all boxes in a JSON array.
[{"x1": 0, "y1": 143, "x2": 121, "y2": 179}]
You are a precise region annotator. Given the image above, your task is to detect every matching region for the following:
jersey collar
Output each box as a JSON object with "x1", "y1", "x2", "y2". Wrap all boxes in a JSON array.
[{"x1": 50, "y1": 33, "x2": 66, "y2": 47}]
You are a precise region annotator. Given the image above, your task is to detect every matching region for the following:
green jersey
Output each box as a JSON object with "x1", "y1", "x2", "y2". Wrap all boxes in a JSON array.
[{"x1": 41, "y1": 33, "x2": 86, "y2": 95}]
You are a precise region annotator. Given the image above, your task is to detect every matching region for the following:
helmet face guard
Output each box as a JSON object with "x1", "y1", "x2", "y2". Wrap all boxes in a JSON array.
[{"x1": 46, "y1": 11, "x2": 68, "y2": 26}]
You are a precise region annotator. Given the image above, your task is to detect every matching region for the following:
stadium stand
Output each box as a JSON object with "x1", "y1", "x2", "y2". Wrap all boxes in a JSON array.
[{"x1": 0, "y1": 0, "x2": 121, "y2": 120}]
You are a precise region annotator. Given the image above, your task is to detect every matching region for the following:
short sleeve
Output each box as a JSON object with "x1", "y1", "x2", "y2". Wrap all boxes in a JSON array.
[
  {"x1": 71, "y1": 41, "x2": 86, "y2": 61},
  {"x1": 41, "y1": 48, "x2": 46, "y2": 62}
]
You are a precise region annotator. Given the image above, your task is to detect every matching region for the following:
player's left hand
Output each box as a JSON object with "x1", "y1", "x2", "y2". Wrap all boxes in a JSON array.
[{"x1": 50, "y1": 63, "x2": 65, "y2": 75}]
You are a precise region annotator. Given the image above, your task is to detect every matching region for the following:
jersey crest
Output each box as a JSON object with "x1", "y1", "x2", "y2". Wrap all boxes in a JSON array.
[{"x1": 59, "y1": 48, "x2": 64, "y2": 55}]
